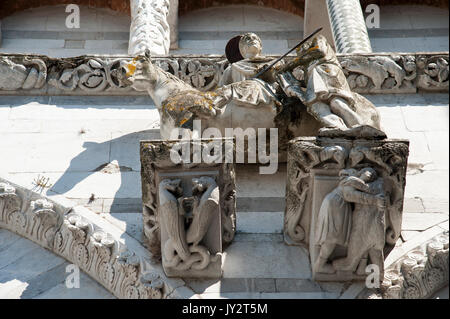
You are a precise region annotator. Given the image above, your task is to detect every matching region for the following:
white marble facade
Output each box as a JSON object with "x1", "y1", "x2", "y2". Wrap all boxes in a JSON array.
[
  {"x1": 0, "y1": 4, "x2": 448, "y2": 57},
  {"x1": 0, "y1": 5, "x2": 131, "y2": 57},
  {"x1": 0, "y1": 1, "x2": 448, "y2": 299}
]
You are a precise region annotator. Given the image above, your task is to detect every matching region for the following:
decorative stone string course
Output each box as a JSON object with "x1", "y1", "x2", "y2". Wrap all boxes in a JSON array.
[
  {"x1": 0, "y1": 177, "x2": 193, "y2": 299},
  {"x1": 1, "y1": 53, "x2": 447, "y2": 95}
]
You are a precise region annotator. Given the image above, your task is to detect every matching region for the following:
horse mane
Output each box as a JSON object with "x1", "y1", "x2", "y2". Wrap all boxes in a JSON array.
[{"x1": 154, "y1": 63, "x2": 195, "y2": 90}]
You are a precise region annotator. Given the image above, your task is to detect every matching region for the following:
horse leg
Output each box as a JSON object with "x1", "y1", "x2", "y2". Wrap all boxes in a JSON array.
[
  {"x1": 368, "y1": 248, "x2": 384, "y2": 278},
  {"x1": 314, "y1": 243, "x2": 337, "y2": 274}
]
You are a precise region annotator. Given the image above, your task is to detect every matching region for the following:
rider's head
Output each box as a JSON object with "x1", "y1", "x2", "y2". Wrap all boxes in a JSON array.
[{"x1": 239, "y1": 33, "x2": 263, "y2": 59}]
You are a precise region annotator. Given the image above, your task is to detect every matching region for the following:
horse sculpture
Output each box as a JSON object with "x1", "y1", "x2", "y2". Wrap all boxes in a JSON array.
[{"x1": 117, "y1": 37, "x2": 383, "y2": 153}]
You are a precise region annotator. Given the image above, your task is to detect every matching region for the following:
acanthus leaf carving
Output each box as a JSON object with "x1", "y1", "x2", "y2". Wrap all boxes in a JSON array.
[
  {"x1": 365, "y1": 232, "x2": 449, "y2": 299},
  {"x1": 0, "y1": 182, "x2": 22, "y2": 224},
  {"x1": 0, "y1": 177, "x2": 180, "y2": 299},
  {"x1": 30, "y1": 199, "x2": 62, "y2": 247}
]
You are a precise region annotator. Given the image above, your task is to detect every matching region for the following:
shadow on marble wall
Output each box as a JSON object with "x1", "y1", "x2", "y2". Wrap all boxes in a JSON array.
[{"x1": 49, "y1": 129, "x2": 160, "y2": 245}]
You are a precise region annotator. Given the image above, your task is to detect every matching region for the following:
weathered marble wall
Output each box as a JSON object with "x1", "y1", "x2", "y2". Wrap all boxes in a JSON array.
[{"x1": 0, "y1": 5, "x2": 130, "y2": 57}]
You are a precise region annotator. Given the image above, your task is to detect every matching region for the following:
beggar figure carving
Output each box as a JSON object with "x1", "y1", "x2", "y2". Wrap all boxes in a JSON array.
[{"x1": 314, "y1": 168, "x2": 386, "y2": 275}]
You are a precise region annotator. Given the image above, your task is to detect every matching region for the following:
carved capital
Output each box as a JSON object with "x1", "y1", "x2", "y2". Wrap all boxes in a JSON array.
[
  {"x1": 366, "y1": 232, "x2": 449, "y2": 299},
  {"x1": 285, "y1": 137, "x2": 409, "y2": 282}
]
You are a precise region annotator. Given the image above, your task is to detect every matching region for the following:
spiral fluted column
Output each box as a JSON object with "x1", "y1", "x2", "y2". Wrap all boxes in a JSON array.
[
  {"x1": 128, "y1": 0, "x2": 171, "y2": 56},
  {"x1": 326, "y1": 0, "x2": 373, "y2": 53}
]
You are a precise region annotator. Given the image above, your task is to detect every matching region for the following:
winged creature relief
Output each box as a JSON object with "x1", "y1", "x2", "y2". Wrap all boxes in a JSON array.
[{"x1": 159, "y1": 177, "x2": 221, "y2": 273}]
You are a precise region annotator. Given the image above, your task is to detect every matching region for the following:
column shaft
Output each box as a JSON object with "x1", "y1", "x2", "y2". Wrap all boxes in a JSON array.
[
  {"x1": 128, "y1": 0, "x2": 171, "y2": 56},
  {"x1": 326, "y1": 0, "x2": 372, "y2": 53},
  {"x1": 168, "y1": 0, "x2": 178, "y2": 50}
]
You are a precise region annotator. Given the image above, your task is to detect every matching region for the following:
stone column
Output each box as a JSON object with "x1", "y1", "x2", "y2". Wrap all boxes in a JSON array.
[
  {"x1": 304, "y1": 0, "x2": 336, "y2": 50},
  {"x1": 326, "y1": 0, "x2": 372, "y2": 53},
  {"x1": 128, "y1": 0, "x2": 171, "y2": 56},
  {"x1": 168, "y1": 0, "x2": 178, "y2": 50}
]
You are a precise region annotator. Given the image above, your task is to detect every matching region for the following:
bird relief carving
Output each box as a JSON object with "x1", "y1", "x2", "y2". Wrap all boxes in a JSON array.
[{"x1": 159, "y1": 177, "x2": 221, "y2": 275}]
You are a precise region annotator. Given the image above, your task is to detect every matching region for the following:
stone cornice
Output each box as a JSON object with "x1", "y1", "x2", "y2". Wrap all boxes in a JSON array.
[
  {"x1": 0, "y1": 52, "x2": 448, "y2": 96},
  {"x1": 0, "y1": 176, "x2": 195, "y2": 299}
]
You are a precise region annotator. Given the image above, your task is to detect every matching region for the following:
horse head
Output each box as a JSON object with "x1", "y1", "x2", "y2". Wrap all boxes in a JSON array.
[{"x1": 118, "y1": 49, "x2": 157, "y2": 92}]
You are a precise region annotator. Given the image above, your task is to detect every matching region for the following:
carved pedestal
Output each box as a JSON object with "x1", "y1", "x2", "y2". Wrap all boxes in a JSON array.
[
  {"x1": 140, "y1": 138, "x2": 236, "y2": 278},
  {"x1": 285, "y1": 136, "x2": 409, "y2": 282}
]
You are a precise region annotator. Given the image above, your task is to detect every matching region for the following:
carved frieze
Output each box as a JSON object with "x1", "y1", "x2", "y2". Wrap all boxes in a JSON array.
[
  {"x1": 340, "y1": 54, "x2": 417, "y2": 93},
  {"x1": 140, "y1": 138, "x2": 236, "y2": 278},
  {"x1": 155, "y1": 58, "x2": 228, "y2": 92},
  {"x1": 0, "y1": 53, "x2": 447, "y2": 95},
  {"x1": 0, "y1": 178, "x2": 182, "y2": 299},
  {"x1": 363, "y1": 232, "x2": 449, "y2": 299},
  {"x1": 48, "y1": 58, "x2": 131, "y2": 93},
  {"x1": 285, "y1": 137, "x2": 409, "y2": 282},
  {"x1": 0, "y1": 56, "x2": 47, "y2": 91}
]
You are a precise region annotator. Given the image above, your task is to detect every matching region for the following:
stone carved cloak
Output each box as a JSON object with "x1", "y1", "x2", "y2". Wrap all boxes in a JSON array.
[
  {"x1": 315, "y1": 180, "x2": 353, "y2": 246},
  {"x1": 221, "y1": 79, "x2": 277, "y2": 107},
  {"x1": 305, "y1": 62, "x2": 355, "y2": 109}
]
